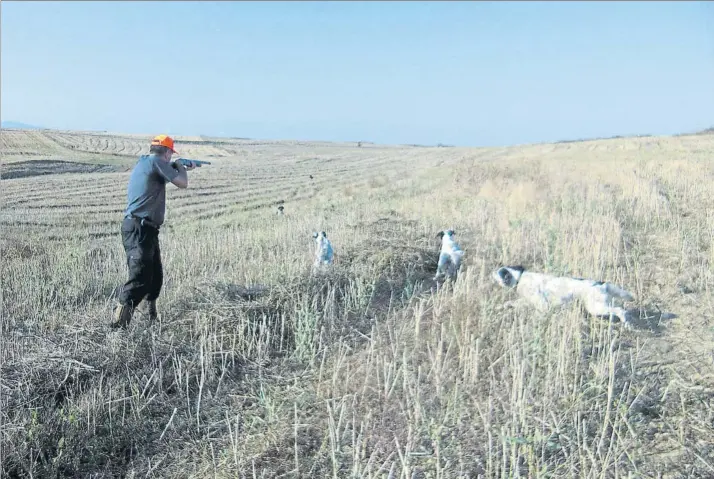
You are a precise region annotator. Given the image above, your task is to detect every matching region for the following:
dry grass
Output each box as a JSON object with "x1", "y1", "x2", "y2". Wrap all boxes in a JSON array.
[{"x1": 1, "y1": 129, "x2": 713, "y2": 478}]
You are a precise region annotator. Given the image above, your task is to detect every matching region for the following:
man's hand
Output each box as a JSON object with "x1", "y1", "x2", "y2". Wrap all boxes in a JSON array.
[{"x1": 172, "y1": 160, "x2": 195, "y2": 171}]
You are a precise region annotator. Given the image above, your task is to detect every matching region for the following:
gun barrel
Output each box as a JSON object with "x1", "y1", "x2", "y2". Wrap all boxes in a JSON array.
[{"x1": 178, "y1": 158, "x2": 212, "y2": 166}]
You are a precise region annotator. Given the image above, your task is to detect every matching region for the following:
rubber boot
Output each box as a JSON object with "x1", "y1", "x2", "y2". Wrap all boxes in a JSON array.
[
  {"x1": 110, "y1": 303, "x2": 134, "y2": 330},
  {"x1": 146, "y1": 300, "x2": 158, "y2": 321}
]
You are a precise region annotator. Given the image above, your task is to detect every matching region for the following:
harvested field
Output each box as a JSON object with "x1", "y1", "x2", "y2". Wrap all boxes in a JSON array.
[
  {"x1": 1, "y1": 128, "x2": 713, "y2": 478},
  {"x1": 1, "y1": 159, "x2": 126, "y2": 180}
]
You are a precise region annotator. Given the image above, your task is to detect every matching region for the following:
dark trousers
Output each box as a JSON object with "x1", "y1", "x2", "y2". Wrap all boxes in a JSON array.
[{"x1": 118, "y1": 217, "x2": 163, "y2": 308}]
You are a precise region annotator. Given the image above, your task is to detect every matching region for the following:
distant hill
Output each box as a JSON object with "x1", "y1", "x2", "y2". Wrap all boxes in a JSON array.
[
  {"x1": 1, "y1": 121, "x2": 43, "y2": 129},
  {"x1": 695, "y1": 127, "x2": 714, "y2": 135}
]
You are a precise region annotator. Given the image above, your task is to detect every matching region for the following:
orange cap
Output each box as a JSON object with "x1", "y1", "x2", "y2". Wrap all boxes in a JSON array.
[{"x1": 151, "y1": 134, "x2": 178, "y2": 154}]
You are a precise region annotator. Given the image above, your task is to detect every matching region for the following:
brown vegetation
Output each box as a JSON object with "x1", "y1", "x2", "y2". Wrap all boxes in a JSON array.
[{"x1": 1, "y1": 129, "x2": 713, "y2": 477}]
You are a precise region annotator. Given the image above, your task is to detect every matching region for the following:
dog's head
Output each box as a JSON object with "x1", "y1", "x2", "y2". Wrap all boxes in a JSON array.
[
  {"x1": 436, "y1": 229, "x2": 456, "y2": 241},
  {"x1": 312, "y1": 231, "x2": 327, "y2": 241},
  {"x1": 277, "y1": 205, "x2": 284, "y2": 213},
  {"x1": 492, "y1": 265, "x2": 525, "y2": 289}
]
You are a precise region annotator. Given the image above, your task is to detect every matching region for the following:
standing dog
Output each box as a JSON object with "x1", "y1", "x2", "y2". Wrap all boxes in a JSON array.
[
  {"x1": 434, "y1": 229, "x2": 465, "y2": 281},
  {"x1": 312, "y1": 231, "x2": 334, "y2": 272},
  {"x1": 492, "y1": 266, "x2": 635, "y2": 327}
]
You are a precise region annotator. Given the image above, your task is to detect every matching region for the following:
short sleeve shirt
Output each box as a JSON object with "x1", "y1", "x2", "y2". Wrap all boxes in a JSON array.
[{"x1": 124, "y1": 154, "x2": 180, "y2": 226}]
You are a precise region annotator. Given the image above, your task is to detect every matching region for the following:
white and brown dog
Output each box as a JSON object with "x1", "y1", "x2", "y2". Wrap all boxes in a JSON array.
[
  {"x1": 492, "y1": 265, "x2": 635, "y2": 328},
  {"x1": 312, "y1": 231, "x2": 334, "y2": 272},
  {"x1": 434, "y1": 229, "x2": 465, "y2": 281}
]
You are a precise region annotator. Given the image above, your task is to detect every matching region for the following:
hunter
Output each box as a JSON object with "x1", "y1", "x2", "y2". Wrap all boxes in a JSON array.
[{"x1": 111, "y1": 134, "x2": 194, "y2": 329}]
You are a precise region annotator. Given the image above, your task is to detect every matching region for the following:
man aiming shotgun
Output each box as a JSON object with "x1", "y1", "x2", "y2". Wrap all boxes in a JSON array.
[{"x1": 111, "y1": 134, "x2": 203, "y2": 329}]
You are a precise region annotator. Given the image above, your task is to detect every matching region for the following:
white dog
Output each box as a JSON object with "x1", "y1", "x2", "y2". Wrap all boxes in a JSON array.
[
  {"x1": 492, "y1": 265, "x2": 635, "y2": 327},
  {"x1": 434, "y1": 229, "x2": 465, "y2": 281},
  {"x1": 276, "y1": 205, "x2": 285, "y2": 215},
  {"x1": 312, "y1": 231, "x2": 334, "y2": 272}
]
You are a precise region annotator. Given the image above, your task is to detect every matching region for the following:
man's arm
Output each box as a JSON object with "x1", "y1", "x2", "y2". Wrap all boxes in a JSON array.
[
  {"x1": 152, "y1": 157, "x2": 189, "y2": 189},
  {"x1": 169, "y1": 162, "x2": 189, "y2": 189}
]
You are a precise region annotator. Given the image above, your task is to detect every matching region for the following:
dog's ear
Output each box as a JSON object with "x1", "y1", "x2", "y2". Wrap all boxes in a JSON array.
[
  {"x1": 435, "y1": 231, "x2": 445, "y2": 239},
  {"x1": 312, "y1": 232, "x2": 318, "y2": 239},
  {"x1": 321, "y1": 231, "x2": 327, "y2": 238},
  {"x1": 495, "y1": 267, "x2": 515, "y2": 287}
]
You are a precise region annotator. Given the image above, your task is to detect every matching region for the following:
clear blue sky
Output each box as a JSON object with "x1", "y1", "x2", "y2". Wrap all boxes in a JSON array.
[{"x1": 2, "y1": 1, "x2": 713, "y2": 146}]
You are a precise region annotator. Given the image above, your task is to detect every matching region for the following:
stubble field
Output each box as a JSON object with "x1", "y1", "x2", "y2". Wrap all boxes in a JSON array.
[{"x1": 1, "y1": 128, "x2": 713, "y2": 478}]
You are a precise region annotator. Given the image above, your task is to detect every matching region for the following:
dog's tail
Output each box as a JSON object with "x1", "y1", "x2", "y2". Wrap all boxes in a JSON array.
[{"x1": 605, "y1": 283, "x2": 635, "y2": 301}]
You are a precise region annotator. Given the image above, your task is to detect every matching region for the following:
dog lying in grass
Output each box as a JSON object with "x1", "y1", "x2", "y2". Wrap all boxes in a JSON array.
[
  {"x1": 492, "y1": 265, "x2": 635, "y2": 328},
  {"x1": 312, "y1": 231, "x2": 334, "y2": 272},
  {"x1": 434, "y1": 229, "x2": 464, "y2": 281}
]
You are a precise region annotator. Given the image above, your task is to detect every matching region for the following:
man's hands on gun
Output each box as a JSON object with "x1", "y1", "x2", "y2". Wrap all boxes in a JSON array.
[
  {"x1": 173, "y1": 158, "x2": 211, "y2": 171},
  {"x1": 172, "y1": 159, "x2": 196, "y2": 171}
]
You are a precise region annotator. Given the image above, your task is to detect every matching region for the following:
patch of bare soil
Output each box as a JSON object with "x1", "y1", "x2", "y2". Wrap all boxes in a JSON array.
[{"x1": 1, "y1": 160, "x2": 124, "y2": 180}]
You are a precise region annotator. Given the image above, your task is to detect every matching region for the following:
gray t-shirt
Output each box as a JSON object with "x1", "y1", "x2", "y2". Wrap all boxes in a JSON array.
[{"x1": 124, "y1": 154, "x2": 180, "y2": 226}]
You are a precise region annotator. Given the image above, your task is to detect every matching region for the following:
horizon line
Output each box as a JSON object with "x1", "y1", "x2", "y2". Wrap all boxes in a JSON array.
[{"x1": 1, "y1": 121, "x2": 712, "y2": 150}]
